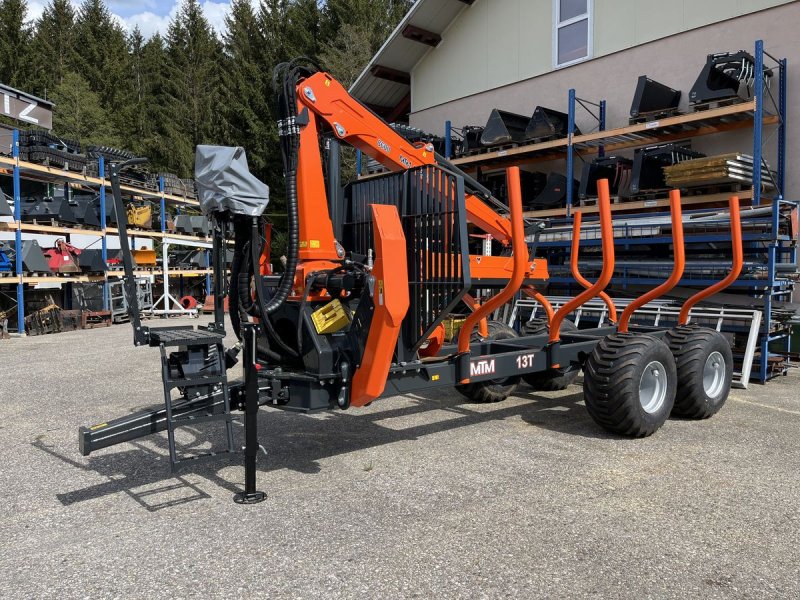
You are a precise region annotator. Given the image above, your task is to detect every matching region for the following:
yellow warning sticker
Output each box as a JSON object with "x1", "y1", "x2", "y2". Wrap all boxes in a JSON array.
[
  {"x1": 431, "y1": 374, "x2": 440, "y2": 381},
  {"x1": 310, "y1": 240, "x2": 320, "y2": 249}
]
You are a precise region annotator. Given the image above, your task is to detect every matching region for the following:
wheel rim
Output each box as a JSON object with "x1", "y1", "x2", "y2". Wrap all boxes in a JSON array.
[
  {"x1": 703, "y1": 351, "x2": 726, "y2": 399},
  {"x1": 639, "y1": 361, "x2": 668, "y2": 414}
]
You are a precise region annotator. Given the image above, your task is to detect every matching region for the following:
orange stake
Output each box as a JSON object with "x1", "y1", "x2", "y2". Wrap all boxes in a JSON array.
[
  {"x1": 522, "y1": 287, "x2": 555, "y2": 324},
  {"x1": 463, "y1": 293, "x2": 489, "y2": 337},
  {"x1": 678, "y1": 196, "x2": 743, "y2": 325},
  {"x1": 570, "y1": 215, "x2": 617, "y2": 324},
  {"x1": 457, "y1": 167, "x2": 527, "y2": 380},
  {"x1": 549, "y1": 179, "x2": 615, "y2": 344},
  {"x1": 618, "y1": 190, "x2": 685, "y2": 332}
]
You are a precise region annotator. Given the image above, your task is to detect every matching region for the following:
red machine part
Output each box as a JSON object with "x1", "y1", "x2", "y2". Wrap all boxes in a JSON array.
[
  {"x1": 43, "y1": 239, "x2": 81, "y2": 274},
  {"x1": 179, "y1": 296, "x2": 199, "y2": 310}
]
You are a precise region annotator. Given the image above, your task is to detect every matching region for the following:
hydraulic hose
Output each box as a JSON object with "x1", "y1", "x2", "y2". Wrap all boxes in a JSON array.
[
  {"x1": 249, "y1": 219, "x2": 299, "y2": 358},
  {"x1": 252, "y1": 58, "x2": 315, "y2": 318}
]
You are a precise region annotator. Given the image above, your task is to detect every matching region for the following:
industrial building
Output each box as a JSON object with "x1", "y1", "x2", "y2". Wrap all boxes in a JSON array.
[{"x1": 352, "y1": 0, "x2": 799, "y2": 383}]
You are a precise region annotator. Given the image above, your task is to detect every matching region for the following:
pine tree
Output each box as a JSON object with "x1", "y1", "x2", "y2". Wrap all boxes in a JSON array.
[
  {"x1": 72, "y1": 0, "x2": 130, "y2": 135},
  {"x1": 163, "y1": 0, "x2": 224, "y2": 175},
  {"x1": 260, "y1": 0, "x2": 290, "y2": 66},
  {"x1": 27, "y1": 0, "x2": 77, "y2": 98},
  {"x1": 323, "y1": 0, "x2": 412, "y2": 52},
  {"x1": 319, "y1": 22, "x2": 374, "y2": 87},
  {"x1": 0, "y1": 0, "x2": 31, "y2": 88},
  {"x1": 126, "y1": 28, "x2": 168, "y2": 164},
  {"x1": 285, "y1": 0, "x2": 323, "y2": 58},
  {"x1": 51, "y1": 71, "x2": 119, "y2": 145},
  {"x1": 222, "y1": 0, "x2": 275, "y2": 181}
]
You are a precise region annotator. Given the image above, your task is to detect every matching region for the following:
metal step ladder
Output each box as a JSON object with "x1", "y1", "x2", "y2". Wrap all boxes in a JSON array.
[{"x1": 154, "y1": 327, "x2": 236, "y2": 471}]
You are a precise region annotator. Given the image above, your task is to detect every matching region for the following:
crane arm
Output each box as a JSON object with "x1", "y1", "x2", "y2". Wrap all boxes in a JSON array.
[{"x1": 295, "y1": 72, "x2": 513, "y2": 243}]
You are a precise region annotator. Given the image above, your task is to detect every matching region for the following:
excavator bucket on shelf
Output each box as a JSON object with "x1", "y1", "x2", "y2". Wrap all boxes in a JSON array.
[
  {"x1": 0, "y1": 192, "x2": 12, "y2": 217},
  {"x1": 70, "y1": 193, "x2": 101, "y2": 227},
  {"x1": 579, "y1": 156, "x2": 633, "y2": 199},
  {"x1": 19, "y1": 195, "x2": 79, "y2": 224},
  {"x1": 630, "y1": 143, "x2": 705, "y2": 194},
  {"x1": 126, "y1": 202, "x2": 153, "y2": 229},
  {"x1": 20, "y1": 240, "x2": 52, "y2": 273},
  {"x1": 460, "y1": 125, "x2": 485, "y2": 154},
  {"x1": 629, "y1": 76, "x2": 681, "y2": 120},
  {"x1": 529, "y1": 172, "x2": 578, "y2": 210},
  {"x1": 525, "y1": 106, "x2": 578, "y2": 141},
  {"x1": 131, "y1": 247, "x2": 157, "y2": 266},
  {"x1": 78, "y1": 249, "x2": 109, "y2": 273},
  {"x1": 689, "y1": 51, "x2": 772, "y2": 105},
  {"x1": 480, "y1": 109, "x2": 530, "y2": 146}
]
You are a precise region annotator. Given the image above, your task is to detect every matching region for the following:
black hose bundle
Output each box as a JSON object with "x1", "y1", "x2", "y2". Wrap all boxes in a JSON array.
[
  {"x1": 226, "y1": 58, "x2": 320, "y2": 358},
  {"x1": 255, "y1": 57, "x2": 317, "y2": 318}
]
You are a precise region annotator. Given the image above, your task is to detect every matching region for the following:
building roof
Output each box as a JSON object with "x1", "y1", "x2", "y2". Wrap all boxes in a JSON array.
[{"x1": 349, "y1": 0, "x2": 470, "y2": 118}]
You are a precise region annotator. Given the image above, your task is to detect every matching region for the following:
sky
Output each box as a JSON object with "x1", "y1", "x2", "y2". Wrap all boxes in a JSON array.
[{"x1": 25, "y1": 0, "x2": 238, "y2": 39}]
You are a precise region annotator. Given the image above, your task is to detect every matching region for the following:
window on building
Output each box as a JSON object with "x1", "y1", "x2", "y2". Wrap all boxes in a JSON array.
[{"x1": 554, "y1": 0, "x2": 593, "y2": 68}]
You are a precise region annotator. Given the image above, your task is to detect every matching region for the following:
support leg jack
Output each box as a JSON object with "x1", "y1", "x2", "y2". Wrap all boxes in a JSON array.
[{"x1": 234, "y1": 324, "x2": 267, "y2": 505}]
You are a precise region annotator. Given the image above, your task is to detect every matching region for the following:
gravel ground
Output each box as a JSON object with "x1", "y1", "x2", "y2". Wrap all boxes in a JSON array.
[{"x1": 0, "y1": 318, "x2": 799, "y2": 599}]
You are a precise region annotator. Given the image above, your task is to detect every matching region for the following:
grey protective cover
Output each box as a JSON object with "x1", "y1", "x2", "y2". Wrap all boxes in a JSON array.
[{"x1": 194, "y1": 145, "x2": 269, "y2": 216}]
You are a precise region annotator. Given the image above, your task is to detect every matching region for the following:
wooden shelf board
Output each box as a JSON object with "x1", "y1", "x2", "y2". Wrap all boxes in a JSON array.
[
  {"x1": 0, "y1": 155, "x2": 199, "y2": 206},
  {"x1": 105, "y1": 227, "x2": 209, "y2": 243},
  {"x1": 0, "y1": 268, "x2": 214, "y2": 285},
  {"x1": 451, "y1": 100, "x2": 775, "y2": 171},
  {"x1": 0, "y1": 222, "x2": 211, "y2": 244},
  {"x1": 0, "y1": 221, "x2": 104, "y2": 237}
]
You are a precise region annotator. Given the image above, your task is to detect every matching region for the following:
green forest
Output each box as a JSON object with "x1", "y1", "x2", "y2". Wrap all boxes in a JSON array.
[{"x1": 0, "y1": 0, "x2": 411, "y2": 190}]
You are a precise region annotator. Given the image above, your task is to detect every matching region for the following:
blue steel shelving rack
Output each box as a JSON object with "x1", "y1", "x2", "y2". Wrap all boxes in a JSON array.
[
  {"x1": 436, "y1": 40, "x2": 791, "y2": 383},
  {"x1": 0, "y1": 132, "x2": 212, "y2": 334}
]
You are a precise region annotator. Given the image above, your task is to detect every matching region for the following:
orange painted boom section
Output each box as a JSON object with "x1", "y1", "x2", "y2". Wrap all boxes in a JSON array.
[{"x1": 296, "y1": 72, "x2": 513, "y2": 244}]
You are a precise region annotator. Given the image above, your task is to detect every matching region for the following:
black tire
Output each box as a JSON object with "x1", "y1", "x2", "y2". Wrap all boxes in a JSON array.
[
  {"x1": 456, "y1": 321, "x2": 520, "y2": 403},
  {"x1": 522, "y1": 318, "x2": 581, "y2": 391},
  {"x1": 665, "y1": 325, "x2": 732, "y2": 419},
  {"x1": 583, "y1": 333, "x2": 677, "y2": 437}
]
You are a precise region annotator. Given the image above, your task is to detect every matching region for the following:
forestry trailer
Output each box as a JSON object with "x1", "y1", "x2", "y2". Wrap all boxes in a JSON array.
[{"x1": 80, "y1": 61, "x2": 741, "y2": 503}]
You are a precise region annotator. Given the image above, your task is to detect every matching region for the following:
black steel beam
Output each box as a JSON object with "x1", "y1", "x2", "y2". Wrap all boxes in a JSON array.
[{"x1": 402, "y1": 24, "x2": 441, "y2": 47}]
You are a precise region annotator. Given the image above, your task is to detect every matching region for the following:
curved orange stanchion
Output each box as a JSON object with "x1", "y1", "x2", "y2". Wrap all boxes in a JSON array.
[
  {"x1": 457, "y1": 167, "x2": 527, "y2": 381},
  {"x1": 549, "y1": 179, "x2": 615, "y2": 344},
  {"x1": 522, "y1": 287, "x2": 555, "y2": 323},
  {"x1": 570, "y1": 215, "x2": 618, "y2": 324},
  {"x1": 618, "y1": 189, "x2": 685, "y2": 333},
  {"x1": 678, "y1": 196, "x2": 743, "y2": 325},
  {"x1": 462, "y1": 293, "x2": 489, "y2": 337}
]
